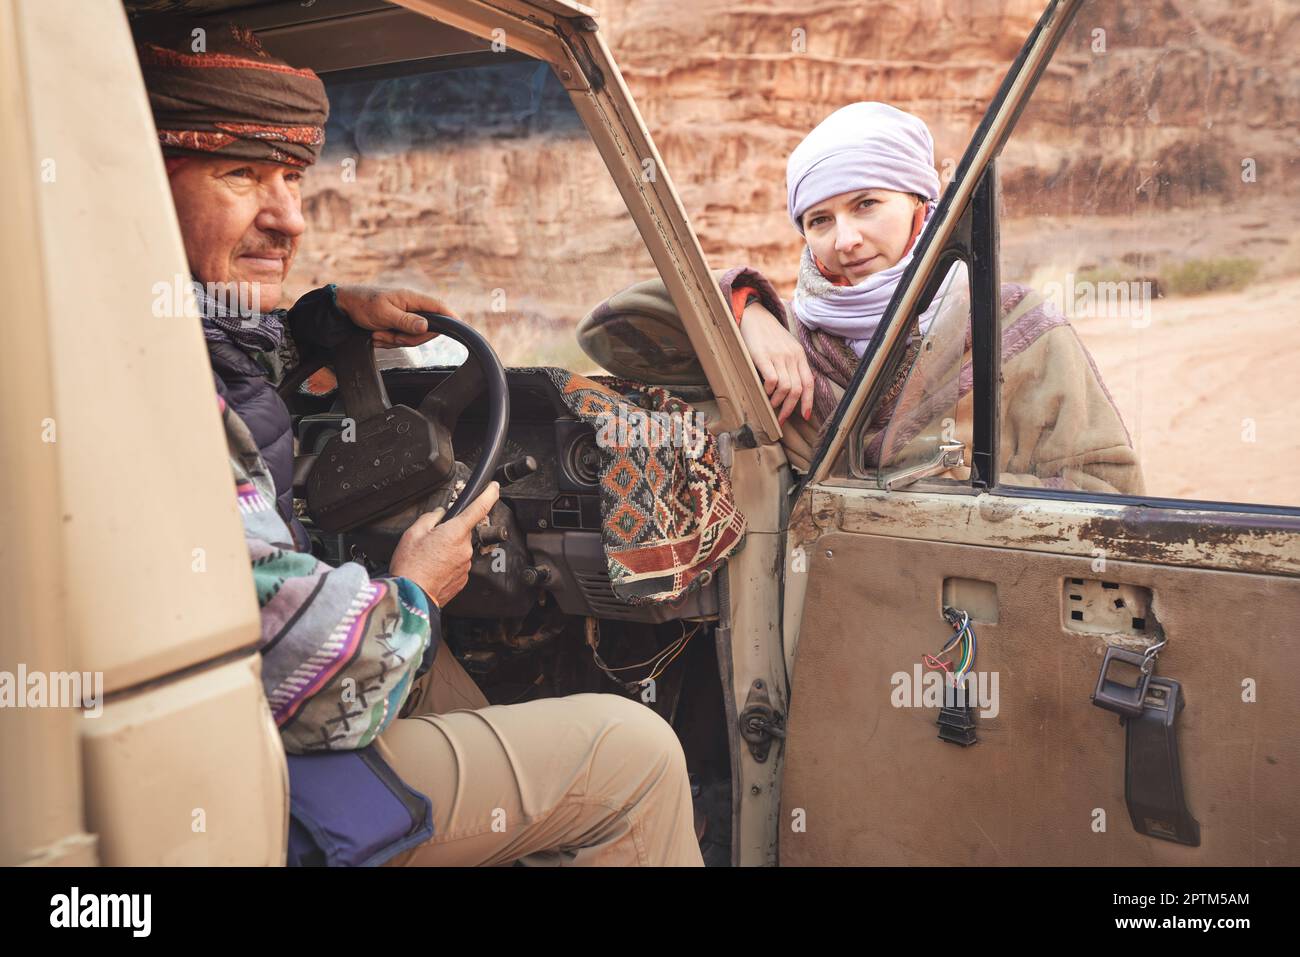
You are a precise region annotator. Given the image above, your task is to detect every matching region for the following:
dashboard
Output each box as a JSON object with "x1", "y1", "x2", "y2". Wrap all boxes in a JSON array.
[
  {"x1": 292, "y1": 366, "x2": 719, "y2": 624},
  {"x1": 385, "y1": 367, "x2": 605, "y2": 534}
]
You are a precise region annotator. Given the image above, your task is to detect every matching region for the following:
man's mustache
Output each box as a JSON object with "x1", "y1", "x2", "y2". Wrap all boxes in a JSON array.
[{"x1": 236, "y1": 237, "x2": 294, "y2": 259}]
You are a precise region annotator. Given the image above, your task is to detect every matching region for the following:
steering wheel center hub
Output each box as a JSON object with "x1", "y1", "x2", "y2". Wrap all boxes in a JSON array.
[{"x1": 307, "y1": 404, "x2": 455, "y2": 533}]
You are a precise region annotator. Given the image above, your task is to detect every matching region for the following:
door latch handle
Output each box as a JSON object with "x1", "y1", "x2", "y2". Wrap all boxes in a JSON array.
[
  {"x1": 1124, "y1": 677, "x2": 1201, "y2": 846},
  {"x1": 882, "y1": 440, "x2": 965, "y2": 491},
  {"x1": 1091, "y1": 629, "x2": 1200, "y2": 847}
]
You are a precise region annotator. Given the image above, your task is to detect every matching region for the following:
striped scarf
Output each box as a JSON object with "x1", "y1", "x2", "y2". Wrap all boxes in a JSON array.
[
  {"x1": 793, "y1": 255, "x2": 960, "y2": 429},
  {"x1": 193, "y1": 279, "x2": 286, "y2": 354}
]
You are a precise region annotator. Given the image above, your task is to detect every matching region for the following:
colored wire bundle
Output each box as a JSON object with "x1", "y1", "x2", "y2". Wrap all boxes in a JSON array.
[
  {"x1": 586, "y1": 619, "x2": 702, "y2": 693},
  {"x1": 925, "y1": 606, "x2": 977, "y2": 686}
]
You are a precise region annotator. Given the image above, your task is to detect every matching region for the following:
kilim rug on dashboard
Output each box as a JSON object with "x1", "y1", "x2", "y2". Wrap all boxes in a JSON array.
[{"x1": 539, "y1": 368, "x2": 746, "y2": 605}]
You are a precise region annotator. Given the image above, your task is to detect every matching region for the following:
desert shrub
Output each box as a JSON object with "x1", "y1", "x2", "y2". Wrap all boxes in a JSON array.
[{"x1": 1163, "y1": 257, "x2": 1260, "y2": 296}]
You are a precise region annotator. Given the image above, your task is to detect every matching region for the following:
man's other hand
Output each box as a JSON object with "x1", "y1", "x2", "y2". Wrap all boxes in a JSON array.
[
  {"x1": 334, "y1": 285, "x2": 460, "y2": 349},
  {"x1": 389, "y1": 482, "x2": 501, "y2": 609}
]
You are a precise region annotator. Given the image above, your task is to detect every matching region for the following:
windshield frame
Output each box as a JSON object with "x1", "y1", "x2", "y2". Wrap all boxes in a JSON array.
[{"x1": 254, "y1": 0, "x2": 782, "y2": 442}]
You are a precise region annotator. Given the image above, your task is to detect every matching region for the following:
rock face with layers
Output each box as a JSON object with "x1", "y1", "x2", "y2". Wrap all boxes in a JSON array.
[
  {"x1": 291, "y1": 1, "x2": 1049, "y2": 355},
  {"x1": 595, "y1": 0, "x2": 1299, "y2": 288},
  {"x1": 290, "y1": 0, "x2": 1300, "y2": 383}
]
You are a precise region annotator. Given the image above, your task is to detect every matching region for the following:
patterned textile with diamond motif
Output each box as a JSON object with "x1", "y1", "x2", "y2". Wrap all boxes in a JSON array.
[{"x1": 539, "y1": 369, "x2": 746, "y2": 605}]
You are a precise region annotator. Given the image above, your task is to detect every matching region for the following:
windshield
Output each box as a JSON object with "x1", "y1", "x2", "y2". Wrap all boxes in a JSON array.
[
  {"x1": 993, "y1": 0, "x2": 1300, "y2": 506},
  {"x1": 287, "y1": 54, "x2": 660, "y2": 371}
]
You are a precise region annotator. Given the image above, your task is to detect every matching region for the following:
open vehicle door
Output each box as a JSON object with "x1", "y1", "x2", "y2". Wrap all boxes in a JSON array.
[{"x1": 778, "y1": 0, "x2": 1300, "y2": 865}]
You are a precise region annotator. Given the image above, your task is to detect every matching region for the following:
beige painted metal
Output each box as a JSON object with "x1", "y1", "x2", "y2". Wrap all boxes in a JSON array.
[
  {"x1": 5, "y1": 0, "x2": 288, "y2": 866},
  {"x1": 780, "y1": 481, "x2": 1300, "y2": 689},
  {"x1": 257, "y1": 6, "x2": 495, "y2": 73},
  {"x1": 722, "y1": 444, "x2": 795, "y2": 866},
  {"x1": 0, "y1": 0, "x2": 97, "y2": 868},
  {"x1": 781, "y1": 528, "x2": 1300, "y2": 865},
  {"x1": 808, "y1": 0, "x2": 1083, "y2": 486},
  {"x1": 82, "y1": 654, "x2": 288, "y2": 866},
  {"x1": 523, "y1": 0, "x2": 597, "y2": 16},
  {"x1": 812, "y1": 485, "x2": 1300, "y2": 578},
  {"x1": 20, "y1": 0, "x2": 264, "y2": 694},
  {"x1": 396, "y1": 0, "x2": 784, "y2": 445},
  {"x1": 397, "y1": 0, "x2": 566, "y2": 61},
  {"x1": 779, "y1": 499, "x2": 815, "y2": 690}
]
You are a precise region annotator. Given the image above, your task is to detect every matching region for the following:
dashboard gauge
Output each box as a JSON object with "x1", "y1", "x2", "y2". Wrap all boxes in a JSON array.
[
  {"x1": 456, "y1": 432, "x2": 554, "y2": 497},
  {"x1": 564, "y1": 431, "x2": 601, "y2": 488}
]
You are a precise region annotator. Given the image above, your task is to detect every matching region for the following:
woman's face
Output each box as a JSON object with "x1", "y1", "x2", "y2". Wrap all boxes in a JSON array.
[{"x1": 801, "y1": 188, "x2": 922, "y2": 283}]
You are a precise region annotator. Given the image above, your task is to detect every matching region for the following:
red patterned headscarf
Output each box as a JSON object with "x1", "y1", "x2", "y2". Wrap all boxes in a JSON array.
[{"x1": 134, "y1": 20, "x2": 328, "y2": 168}]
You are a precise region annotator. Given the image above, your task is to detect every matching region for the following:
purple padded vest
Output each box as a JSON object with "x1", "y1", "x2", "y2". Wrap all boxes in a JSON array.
[{"x1": 208, "y1": 339, "x2": 311, "y2": 552}]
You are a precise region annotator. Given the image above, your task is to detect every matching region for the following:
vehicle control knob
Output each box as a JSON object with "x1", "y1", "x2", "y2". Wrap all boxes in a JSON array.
[
  {"x1": 494, "y1": 455, "x2": 539, "y2": 487},
  {"x1": 472, "y1": 524, "x2": 509, "y2": 548},
  {"x1": 521, "y1": 565, "x2": 553, "y2": 587}
]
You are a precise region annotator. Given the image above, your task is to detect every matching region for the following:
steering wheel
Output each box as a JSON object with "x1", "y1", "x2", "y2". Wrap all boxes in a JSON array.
[{"x1": 279, "y1": 312, "x2": 509, "y2": 533}]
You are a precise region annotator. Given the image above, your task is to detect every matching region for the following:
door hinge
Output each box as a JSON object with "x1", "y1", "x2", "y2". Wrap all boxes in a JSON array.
[{"x1": 739, "y1": 679, "x2": 785, "y2": 763}]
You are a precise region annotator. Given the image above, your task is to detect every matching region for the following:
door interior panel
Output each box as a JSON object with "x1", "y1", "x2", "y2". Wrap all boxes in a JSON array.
[{"x1": 779, "y1": 523, "x2": 1300, "y2": 865}]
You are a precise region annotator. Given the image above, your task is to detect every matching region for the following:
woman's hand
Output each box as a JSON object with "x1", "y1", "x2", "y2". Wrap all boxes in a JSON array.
[
  {"x1": 333, "y1": 285, "x2": 459, "y2": 348},
  {"x1": 739, "y1": 302, "x2": 814, "y2": 423}
]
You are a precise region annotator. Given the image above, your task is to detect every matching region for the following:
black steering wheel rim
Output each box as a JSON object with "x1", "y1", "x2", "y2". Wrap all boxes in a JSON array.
[{"x1": 413, "y1": 311, "x2": 510, "y2": 520}]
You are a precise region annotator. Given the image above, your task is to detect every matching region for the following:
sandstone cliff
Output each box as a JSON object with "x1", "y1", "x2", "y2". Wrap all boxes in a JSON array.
[{"x1": 291, "y1": 0, "x2": 1299, "y2": 353}]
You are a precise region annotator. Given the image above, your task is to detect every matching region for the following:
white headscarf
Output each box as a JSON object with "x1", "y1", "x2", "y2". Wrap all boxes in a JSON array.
[{"x1": 787, "y1": 102, "x2": 943, "y2": 357}]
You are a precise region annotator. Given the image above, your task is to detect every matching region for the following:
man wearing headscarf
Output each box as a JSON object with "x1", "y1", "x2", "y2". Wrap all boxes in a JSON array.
[
  {"x1": 136, "y1": 19, "x2": 705, "y2": 867},
  {"x1": 136, "y1": 18, "x2": 454, "y2": 546}
]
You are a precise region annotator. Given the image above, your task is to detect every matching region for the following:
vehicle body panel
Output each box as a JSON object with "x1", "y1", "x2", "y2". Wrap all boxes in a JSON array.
[
  {"x1": 778, "y1": 0, "x2": 1300, "y2": 865},
  {"x1": 782, "y1": 523, "x2": 1300, "y2": 865},
  {"x1": 1, "y1": 0, "x2": 286, "y2": 866},
  {"x1": 0, "y1": 0, "x2": 96, "y2": 868}
]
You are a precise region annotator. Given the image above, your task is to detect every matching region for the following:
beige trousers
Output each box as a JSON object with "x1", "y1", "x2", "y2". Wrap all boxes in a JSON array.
[{"x1": 375, "y1": 640, "x2": 705, "y2": 866}]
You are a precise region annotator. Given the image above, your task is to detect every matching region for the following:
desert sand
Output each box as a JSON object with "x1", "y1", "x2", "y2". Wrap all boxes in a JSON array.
[{"x1": 1074, "y1": 275, "x2": 1300, "y2": 508}]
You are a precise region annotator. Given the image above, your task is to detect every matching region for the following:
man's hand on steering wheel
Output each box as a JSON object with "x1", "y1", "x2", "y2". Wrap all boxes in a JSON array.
[
  {"x1": 333, "y1": 284, "x2": 456, "y2": 349},
  {"x1": 390, "y1": 482, "x2": 501, "y2": 609}
]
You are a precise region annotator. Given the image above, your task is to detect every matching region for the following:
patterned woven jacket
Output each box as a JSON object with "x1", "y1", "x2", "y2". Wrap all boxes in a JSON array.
[{"x1": 220, "y1": 390, "x2": 438, "y2": 753}]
